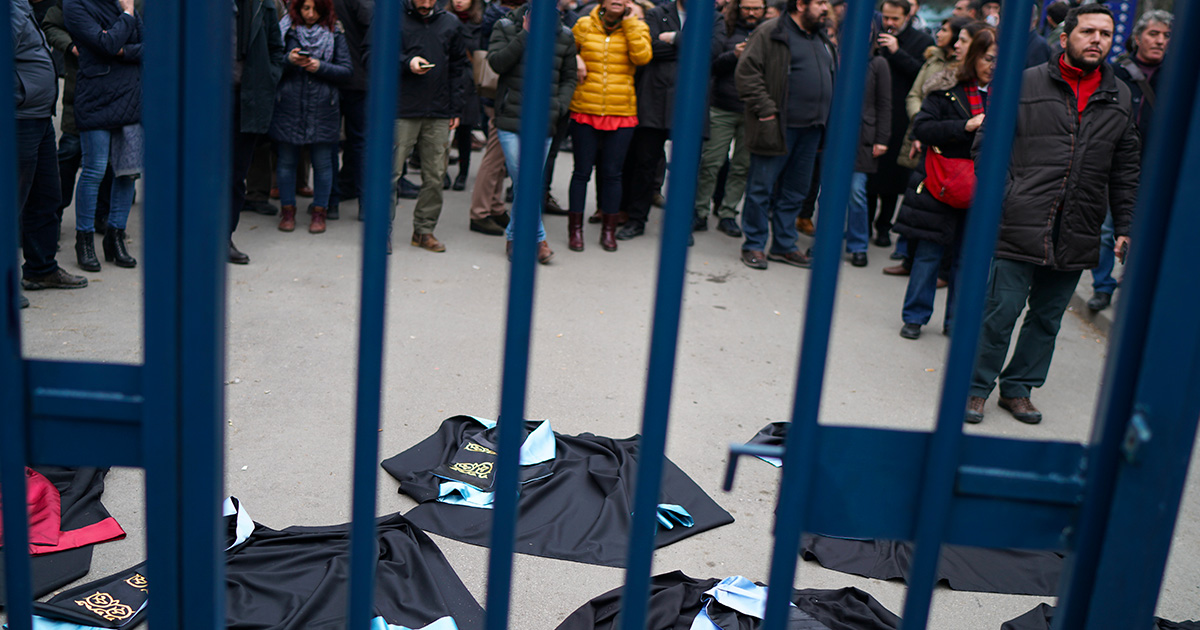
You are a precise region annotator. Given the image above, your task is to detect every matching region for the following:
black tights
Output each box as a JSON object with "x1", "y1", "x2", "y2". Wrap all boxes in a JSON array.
[{"x1": 454, "y1": 127, "x2": 473, "y2": 177}]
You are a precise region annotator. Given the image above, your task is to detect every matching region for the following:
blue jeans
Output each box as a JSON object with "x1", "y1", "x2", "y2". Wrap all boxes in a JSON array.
[
  {"x1": 741, "y1": 126, "x2": 822, "y2": 254},
  {"x1": 497, "y1": 130, "x2": 551, "y2": 243},
  {"x1": 902, "y1": 238, "x2": 958, "y2": 329},
  {"x1": 76, "y1": 129, "x2": 135, "y2": 232},
  {"x1": 844, "y1": 172, "x2": 869, "y2": 254},
  {"x1": 17, "y1": 118, "x2": 62, "y2": 277},
  {"x1": 1091, "y1": 210, "x2": 1117, "y2": 294},
  {"x1": 277, "y1": 142, "x2": 335, "y2": 208}
]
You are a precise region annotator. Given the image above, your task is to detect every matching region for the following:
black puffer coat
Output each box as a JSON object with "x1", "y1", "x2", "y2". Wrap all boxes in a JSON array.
[
  {"x1": 973, "y1": 57, "x2": 1141, "y2": 271},
  {"x1": 268, "y1": 26, "x2": 352, "y2": 145},
  {"x1": 636, "y1": 1, "x2": 722, "y2": 130},
  {"x1": 895, "y1": 70, "x2": 980, "y2": 246},
  {"x1": 62, "y1": 0, "x2": 143, "y2": 131},
  {"x1": 488, "y1": 4, "x2": 577, "y2": 136}
]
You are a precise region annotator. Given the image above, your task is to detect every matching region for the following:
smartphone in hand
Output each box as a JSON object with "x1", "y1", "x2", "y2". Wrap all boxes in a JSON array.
[{"x1": 296, "y1": 50, "x2": 312, "y2": 57}]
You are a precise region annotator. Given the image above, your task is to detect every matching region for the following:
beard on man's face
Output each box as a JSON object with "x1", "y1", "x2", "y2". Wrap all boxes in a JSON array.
[
  {"x1": 1065, "y1": 39, "x2": 1104, "y2": 72},
  {"x1": 800, "y1": 8, "x2": 825, "y2": 31}
]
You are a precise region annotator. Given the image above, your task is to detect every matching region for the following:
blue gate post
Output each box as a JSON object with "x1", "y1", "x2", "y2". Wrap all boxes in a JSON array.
[
  {"x1": 1, "y1": 0, "x2": 35, "y2": 626},
  {"x1": 759, "y1": 2, "x2": 871, "y2": 628},
  {"x1": 898, "y1": 2, "x2": 1032, "y2": 629},
  {"x1": 485, "y1": 0, "x2": 557, "y2": 627},
  {"x1": 141, "y1": 0, "x2": 232, "y2": 626},
  {"x1": 617, "y1": 1, "x2": 715, "y2": 628},
  {"x1": 346, "y1": 0, "x2": 402, "y2": 626},
  {"x1": 1053, "y1": 2, "x2": 1200, "y2": 627}
]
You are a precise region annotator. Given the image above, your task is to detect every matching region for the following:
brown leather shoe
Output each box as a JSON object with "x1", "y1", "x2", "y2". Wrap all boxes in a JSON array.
[
  {"x1": 600, "y1": 213, "x2": 619, "y2": 252},
  {"x1": 936, "y1": 277, "x2": 949, "y2": 289},
  {"x1": 741, "y1": 250, "x2": 767, "y2": 270},
  {"x1": 309, "y1": 206, "x2": 327, "y2": 234},
  {"x1": 568, "y1": 212, "x2": 585, "y2": 252},
  {"x1": 999, "y1": 397, "x2": 1042, "y2": 424},
  {"x1": 588, "y1": 208, "x2": 603, "y2": 224},
  {"x1": 278, "y1": 205, "x2": 297, "y2": 232},
  {"x1": 411, "y1": 232, "x2": 446, "y2": 252},
  {"x1": 537, "y1": 240, "x2": 554, "y2": 264},
  {"x1": 882, "y1": 264, "x2": 910, "y2": 276},
  {"x1": 965, "y1": 395, "x2": 985, "y2": 424},
  {"x1": 796, "y1": 217, "x2": 816, "y2": 236},
  {"x1": 767, "y1": 250, "x2": 812, "y2": 268}
]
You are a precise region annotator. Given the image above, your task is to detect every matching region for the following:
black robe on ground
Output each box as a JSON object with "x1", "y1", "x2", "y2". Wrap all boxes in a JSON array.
[
  {"x1": 382, "y1": 415, "x2": 735, "y2": 567},
  {"x1": 1001, "y1": 603, "x2": 1200, "y2": 630},
  {"x1": 555, "y1": 570, "x2": 901, "y2": 630}
]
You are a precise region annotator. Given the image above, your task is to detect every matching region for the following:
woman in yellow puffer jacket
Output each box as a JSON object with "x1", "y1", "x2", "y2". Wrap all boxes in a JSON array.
[{"x1": 566, "y1": 0, "x2": 652, "y2": 253}]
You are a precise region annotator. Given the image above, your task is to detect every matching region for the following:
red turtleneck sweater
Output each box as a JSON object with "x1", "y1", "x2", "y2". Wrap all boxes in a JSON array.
[{"x1": 1058, "y1": 55, "x2": 1101, "y2": 120}]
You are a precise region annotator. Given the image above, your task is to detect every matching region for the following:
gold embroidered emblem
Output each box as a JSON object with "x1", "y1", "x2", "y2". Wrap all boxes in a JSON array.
[
  {"x1": 464, "y1": 442, "x2": 497, "y2": 455},
  {"x1": 125, "y1": 573, "x2": 149, "y2": 592},
  {"x1": 75, "y1": 591, "x2": 136, "y2": 621},
  {"x1": 448, "y1": 461, "x2": 493, "y2": 479}
]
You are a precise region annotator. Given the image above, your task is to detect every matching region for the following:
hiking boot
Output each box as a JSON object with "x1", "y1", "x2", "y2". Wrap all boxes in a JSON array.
[
  {"x1": 999, "y1": 397, "x2": 1043, "y2": 424},
  {"x1": 22, "y1": 267, "x2": 89, "y2": 290}
]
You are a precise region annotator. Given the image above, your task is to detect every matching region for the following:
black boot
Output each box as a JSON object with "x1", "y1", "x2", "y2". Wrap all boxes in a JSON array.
[
  {"x1": 102, "y1": 228, "x2": 137, "y2": 268},
  {"x1": 75, "y1": 230, "x2": 101, "y2": 272}
]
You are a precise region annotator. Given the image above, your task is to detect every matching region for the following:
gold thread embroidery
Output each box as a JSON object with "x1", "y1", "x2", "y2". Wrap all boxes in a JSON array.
[
  {"x1": 448, "y1": 461, "x2": 493, "y2": 479},
  {"x1": 75, "y1": 591, "x2": 136, "y2": 621},
  {"x1": 464, "y1": 443, "x2": 497, "y2": 455},
  {"x1": 125, "y1": 573, "x2": 149, "y2": 593}
]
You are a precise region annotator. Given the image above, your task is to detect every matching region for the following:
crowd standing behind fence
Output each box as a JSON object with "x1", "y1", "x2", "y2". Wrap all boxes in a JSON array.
[{"x1": 14, "y1": 0, "x2": 1161, "y2": 421}]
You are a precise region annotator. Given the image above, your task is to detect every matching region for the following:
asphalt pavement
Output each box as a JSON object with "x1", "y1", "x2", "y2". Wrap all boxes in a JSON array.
[{"x1": 12, "y1": 153, "x2": 1198, "y2": 629}]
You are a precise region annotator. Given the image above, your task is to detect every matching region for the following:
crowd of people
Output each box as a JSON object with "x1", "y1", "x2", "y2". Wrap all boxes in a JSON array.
[{"x1": 12, "y1": 0, "x2": 1170, "y2": 423}]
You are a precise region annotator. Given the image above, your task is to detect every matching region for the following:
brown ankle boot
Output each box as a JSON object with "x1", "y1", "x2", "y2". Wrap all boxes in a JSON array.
[
  {"x1": 600, "y1": 213, "x2": 619, "y2": 252},
  {"x1": 279, "y1": 205, "x2": 297, "y2": 232},
  {"x1": 309, "y1": 206, "x2": 327, "y2": 234},
  {"x1": 568, "y1": 212, "x2": 584, "y2": 251}
]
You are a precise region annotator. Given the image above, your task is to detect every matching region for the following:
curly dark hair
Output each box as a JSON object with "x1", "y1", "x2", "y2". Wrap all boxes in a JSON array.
[{"x1": 288, "y1": 0, "x2": 337, "y2": 30}]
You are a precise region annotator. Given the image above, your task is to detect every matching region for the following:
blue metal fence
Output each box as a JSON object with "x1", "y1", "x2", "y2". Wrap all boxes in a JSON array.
[{"x1": 4, "y1": 0, "x2": 1200, "y2": 629}]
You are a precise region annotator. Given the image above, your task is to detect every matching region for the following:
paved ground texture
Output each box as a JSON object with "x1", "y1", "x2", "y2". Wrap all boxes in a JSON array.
[{"x1": 13, "y1": 157, "x2": 1199, "y2": 629}]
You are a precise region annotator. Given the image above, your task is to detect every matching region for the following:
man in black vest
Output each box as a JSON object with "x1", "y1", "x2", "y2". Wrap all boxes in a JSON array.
[{"x1": 966, "y1": 5, "x2": 1140, "y2": 425}]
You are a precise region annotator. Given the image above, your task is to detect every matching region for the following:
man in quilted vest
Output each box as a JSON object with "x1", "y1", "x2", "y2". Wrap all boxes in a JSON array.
[{"x1": 965, "y1": 5, "x2": 1140, "y2": 426}]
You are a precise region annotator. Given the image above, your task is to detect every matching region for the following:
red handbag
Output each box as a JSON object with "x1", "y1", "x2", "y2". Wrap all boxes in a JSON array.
[{"x1": 922, "y1": 147, "x2": 976, "y2": 209}]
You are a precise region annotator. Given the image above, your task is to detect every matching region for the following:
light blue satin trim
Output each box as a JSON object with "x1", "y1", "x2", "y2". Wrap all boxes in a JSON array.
[
  {"x1": 756, "y1": 455, "x2": 783, "y2": 468},
  {"x1": 21, "y1": 618, "x2": 103, "y2": 630},
  {"x1": 688, "y1": 576, "x2": 794, "y2": 630},
  {"x1": 223, "y1": 496, "x2": 256, "y2": 550},
  {"x1": 370, "y1": 615, "x2": 459, "y2": 630},
  {"x1": 656, "y1": 504, "x2": 694, "y2": 530},
  {"x1": 437, "y1": 480, "x2": 496, "y2": 508}
]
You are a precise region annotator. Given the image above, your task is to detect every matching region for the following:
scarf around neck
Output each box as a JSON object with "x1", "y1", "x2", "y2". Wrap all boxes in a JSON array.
[{"x1": 280, "y1": 14, "x2": 336, "y2": 62}]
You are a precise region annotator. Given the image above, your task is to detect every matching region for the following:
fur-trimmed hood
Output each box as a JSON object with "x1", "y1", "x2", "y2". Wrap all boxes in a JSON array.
[{"x1": 922, "y1": 65, "x2": 961, "y2": 95}]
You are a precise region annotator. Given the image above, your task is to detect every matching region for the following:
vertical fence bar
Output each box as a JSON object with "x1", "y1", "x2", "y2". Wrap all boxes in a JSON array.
[
  {"x1": 347, "y1": 0, "x2": 401, "y2": 627},
  {"x1": 760, "y1": 4, "x2": 871, "y2": 629},
  {"x1": 141, "y1": 0, "x2": 185, "y2": 622},
  {"x1": 141, "y1": 0, "x2": 231, "y2": 626},
  {"x1": 616, "y1": 2, "x2": 714, "y2": 629},
  {"x1": 0, "y1": 0, "x2": 33, "y2": 627},
  {"x1": 485, "y1": 1, "x2": 556, "y2": 628},
  {"x1": 1077, "y1": 104, "x2": 1200, "y2": 626},
  {"x1": 1053, "y1": 3, "x2": 1200, "y2": 628},
  {"x1": 898, "y1": 2, "x2": 1032, "y2": 629},
  {"x1": 177, "y1": 0, "x2": 233, "y2": 627}
]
